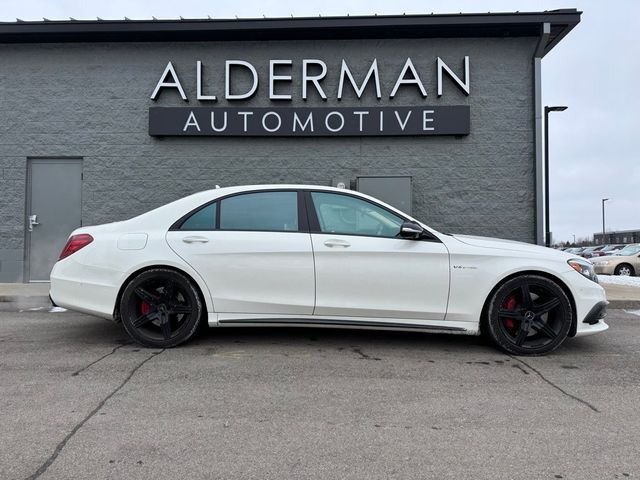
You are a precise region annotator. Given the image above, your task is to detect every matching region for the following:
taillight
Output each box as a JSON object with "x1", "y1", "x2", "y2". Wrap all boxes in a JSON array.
[{"x1": 59, "y1": 234, "x2": 93, "y2": 260}]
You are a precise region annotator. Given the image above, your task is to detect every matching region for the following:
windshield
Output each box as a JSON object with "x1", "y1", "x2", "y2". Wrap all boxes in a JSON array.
[{"x1": 615, "y1": 246, "x2": 640, "y2": 256}]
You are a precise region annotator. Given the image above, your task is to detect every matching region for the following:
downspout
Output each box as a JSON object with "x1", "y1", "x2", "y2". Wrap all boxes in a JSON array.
[{"x1": 533, "y1": 23, "x2": 550, "y2": 245}]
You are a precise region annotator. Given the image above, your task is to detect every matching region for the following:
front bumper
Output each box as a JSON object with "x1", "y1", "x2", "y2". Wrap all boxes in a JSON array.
[
  {"x1": 560, "y1": 269, "x2": 609, "y2": 337},
  {"x1": 573, "y1": 301, "x2": 609, "y2": 337},
  {"x1": 583, "y1": 301, "x2": 608, "y2": 325}
]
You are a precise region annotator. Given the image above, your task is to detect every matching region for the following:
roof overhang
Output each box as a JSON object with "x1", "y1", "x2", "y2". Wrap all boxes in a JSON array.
[{"x1": 0, "y1": 9, "x2": 580, "y2": 56}]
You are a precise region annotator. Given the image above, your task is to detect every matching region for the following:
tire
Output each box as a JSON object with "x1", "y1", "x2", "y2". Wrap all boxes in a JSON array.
[
  {"x1": 614, "y1": 264, "x2": 634, "y2": 276},
  {"x1": 486, "y1": 275, "x2": 572, "y2": 356},
  {"x1": 120, "y1": 268, "x2": 203, "y2": 348}
]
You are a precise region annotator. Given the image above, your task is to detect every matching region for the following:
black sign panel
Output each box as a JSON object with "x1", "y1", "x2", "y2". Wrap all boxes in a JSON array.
[{"x1": 148, "y1": 106, "x2": 469, "y2": 137}]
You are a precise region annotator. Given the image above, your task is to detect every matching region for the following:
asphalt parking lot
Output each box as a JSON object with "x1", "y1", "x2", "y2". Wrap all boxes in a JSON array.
[{"x1": 1, "y1": 307, "x2": 638, "y2": 480}]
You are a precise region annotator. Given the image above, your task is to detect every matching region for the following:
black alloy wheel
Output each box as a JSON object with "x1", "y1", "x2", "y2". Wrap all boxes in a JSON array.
[
  {"x1": 486, "y1": 275, "x2": 572, "y2": 355},
  {"x1": 120, "y1": 268, "x2": 203, "y2": 348}
]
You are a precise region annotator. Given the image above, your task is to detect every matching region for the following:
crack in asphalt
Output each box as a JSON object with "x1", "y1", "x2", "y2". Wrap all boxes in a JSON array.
[
  {"x1": 512, "y1": 363, "x2": 530, "y2": 375},
  {"x1": 507, "y1": 354, "x2": 600, "y2": 413},
  {"x1": 71, "y1": 342, "x2": 132, "y2": 376},
  {"x1": 25, "y1": 349, "x2": 165, "y2": 480},
  {"x1": 351, "y1": 346, "x2": 381, "y2": 361}
]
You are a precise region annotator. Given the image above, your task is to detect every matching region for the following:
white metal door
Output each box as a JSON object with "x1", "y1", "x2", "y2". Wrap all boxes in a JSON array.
[
  {"x1": 167, "y1": 230, "x2": 315, "y2": 314},
  {"x1": 311, "y1": 234, "x2": 450, "y2": 320}
]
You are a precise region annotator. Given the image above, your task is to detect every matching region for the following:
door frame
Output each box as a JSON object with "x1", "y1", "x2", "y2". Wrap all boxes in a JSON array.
[{"x1": 24, "y1": 157, "x2": 83, "y2": 283}]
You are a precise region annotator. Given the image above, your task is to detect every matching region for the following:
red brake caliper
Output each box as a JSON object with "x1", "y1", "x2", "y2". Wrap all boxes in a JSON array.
[
  {"x1": 503, "y1": 294, "x2": 517, "y2": 330},
  {"x1": 140, "y1": 301, "x2": 151, "y2": 315}
]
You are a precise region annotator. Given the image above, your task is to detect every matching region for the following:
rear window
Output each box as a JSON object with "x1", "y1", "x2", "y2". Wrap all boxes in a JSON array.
[{"x1": 180, "y1": 203, "x2": 217, "y2": 230}]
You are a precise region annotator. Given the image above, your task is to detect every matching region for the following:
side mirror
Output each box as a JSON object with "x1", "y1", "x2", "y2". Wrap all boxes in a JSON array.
[{"x1": 399, "y1": 221, "x2": 424, "y2": 239}]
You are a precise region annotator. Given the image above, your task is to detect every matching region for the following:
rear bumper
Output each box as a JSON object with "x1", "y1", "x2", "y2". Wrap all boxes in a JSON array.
[{"x1": 50, "y1": 259, "x2": 120, "y2": 319}]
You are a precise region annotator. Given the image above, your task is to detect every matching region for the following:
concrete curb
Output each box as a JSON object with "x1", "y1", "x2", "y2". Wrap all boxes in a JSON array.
[
  {"x1": 608, "y1": 300, "x2": 640, "y2": 310},
  {"x1": 0, "y1": 295, "x2": 47, "y2": 300},
  {"x1": 0, "y1": 295, "x2": 52, "y2": 310}
]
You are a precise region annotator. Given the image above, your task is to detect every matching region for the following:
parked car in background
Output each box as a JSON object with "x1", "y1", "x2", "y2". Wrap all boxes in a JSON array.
[
  {"x1": 592, "y1": 244, "x2": 640, "y2": 276},
  {"x1": 581, "y1": 246, "x2": 605, "y2": 259},
  {"x1": 591, "y1": 244, "x2": 626, "y2": 258},
  {"x1": 565, "y1": 247, "x2": 586, "y2": 255}
]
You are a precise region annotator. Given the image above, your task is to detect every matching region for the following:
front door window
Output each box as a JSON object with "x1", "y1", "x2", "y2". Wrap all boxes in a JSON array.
[{"x1": 310, "y1": 192, "x2": 403, "y2": 238}]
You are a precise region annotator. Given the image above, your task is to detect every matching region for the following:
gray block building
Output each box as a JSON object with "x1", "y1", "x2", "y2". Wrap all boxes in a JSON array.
[{"x1": 0, "y1": 10, "x2": 580, "y2": 282}]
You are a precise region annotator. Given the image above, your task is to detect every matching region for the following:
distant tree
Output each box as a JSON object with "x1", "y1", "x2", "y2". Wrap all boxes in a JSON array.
[{"x1": 576, "y1": 236, "x2": 590, "y2": 247}]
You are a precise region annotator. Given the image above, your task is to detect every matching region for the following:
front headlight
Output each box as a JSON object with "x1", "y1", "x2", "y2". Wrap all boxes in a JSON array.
[{"x1": 568, "y1": 258, "x2": 599, "y2": 283}]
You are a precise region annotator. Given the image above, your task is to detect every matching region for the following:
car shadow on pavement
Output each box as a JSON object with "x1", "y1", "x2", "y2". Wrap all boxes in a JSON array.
[
  {"x1": 43, "y1": 311, "x2": 610, "y2": 357},
  {"x1": 189, "y1": 324, "x2": 492, "y2": 354}
]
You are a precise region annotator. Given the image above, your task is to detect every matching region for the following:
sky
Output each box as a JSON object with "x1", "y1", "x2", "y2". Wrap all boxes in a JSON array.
[{"x1": 2, "y1": 0, "x2": 638, "y2": 244}]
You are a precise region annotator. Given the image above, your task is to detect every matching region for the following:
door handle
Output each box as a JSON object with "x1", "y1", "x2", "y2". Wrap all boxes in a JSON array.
[
  {"x1": 28, "y1": 214, "x2": 39, "y2": 232},
  {"x1": 324, "y1": 239, "x2": 351, "y2": 248},
  {"x1": 182, "y1": 236, "x2": 209, "y2": 244}
]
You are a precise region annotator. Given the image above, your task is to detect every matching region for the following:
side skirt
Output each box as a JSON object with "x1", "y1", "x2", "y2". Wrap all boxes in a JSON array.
[{"x1": 210, "y1": 313, "x2": 478, "y2": 336}]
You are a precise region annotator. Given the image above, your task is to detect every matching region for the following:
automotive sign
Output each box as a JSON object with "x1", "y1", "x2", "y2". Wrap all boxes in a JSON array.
[
  {"x1": 148, "y1": 57, "x2": 471, "y2": 137},
  {"x1": 149, "y1": 106, "x2": 470, "y2": 137}
]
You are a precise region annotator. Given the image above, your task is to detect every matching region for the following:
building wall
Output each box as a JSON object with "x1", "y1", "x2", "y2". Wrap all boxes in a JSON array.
[
  {"x1": 594, "y1": 231, "x2": 640, "y2": 244},
  {"x1": 0, "y1": 36, "x2": 537, "y2": 282}
]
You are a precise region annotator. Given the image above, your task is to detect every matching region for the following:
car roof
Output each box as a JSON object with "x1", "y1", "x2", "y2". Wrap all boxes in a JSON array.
[
  {"x1": 203, "y1": 184, "x2": 352, "y2": 194},
  {"x1": 191, "y1": 184, "x2": 394, "y2": 206},
  {"x1": 127, "y1": 184, "x2": 424, "y2": 231}
]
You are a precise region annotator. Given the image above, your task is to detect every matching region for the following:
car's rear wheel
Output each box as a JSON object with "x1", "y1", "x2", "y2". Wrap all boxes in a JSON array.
[
  {"x1": 486, "y1": 275, "x2": 572, "y2": 355},
  {"x1": 614, "y1": 264, "x2": 634, "y2": 276},
  {"x1": 120, "y1": 268, "x2": 203, "y2": 348}
]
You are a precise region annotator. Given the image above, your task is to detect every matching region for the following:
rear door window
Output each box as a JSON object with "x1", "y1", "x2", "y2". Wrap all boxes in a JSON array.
[{"x1": 219, "y1": 191, "x2": 299, "y2": 232}]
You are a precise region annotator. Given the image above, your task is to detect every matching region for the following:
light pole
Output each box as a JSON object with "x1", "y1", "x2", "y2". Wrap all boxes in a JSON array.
[
  {"x1": 602, "y1": 198, "x2": 610, "y2": 242},
  {"x1": 544, "y1": 105, "x2": 568, "y2": 247}
]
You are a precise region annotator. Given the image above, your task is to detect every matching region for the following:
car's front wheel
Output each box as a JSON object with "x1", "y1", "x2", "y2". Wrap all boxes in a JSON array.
[
  {"x1": 486, "y1": 275, "x2": 572, "y2": 355},
  {"x1": 120, "y1": 268, "x2": 203, "y2": 348}
]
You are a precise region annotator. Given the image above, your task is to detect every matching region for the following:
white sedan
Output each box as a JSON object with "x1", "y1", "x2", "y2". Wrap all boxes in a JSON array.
[{"x1": 50, "y1": 185, "x2": 608, "y2": 355}]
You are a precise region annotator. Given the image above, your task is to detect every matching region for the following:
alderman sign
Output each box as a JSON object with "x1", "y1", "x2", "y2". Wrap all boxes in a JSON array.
[
  {"x1": 148, "y1": 106, "x2": 470, "y2": 137},
  {"x1": 147, "y1": 56, "x2": 472, "y2": 137}
]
